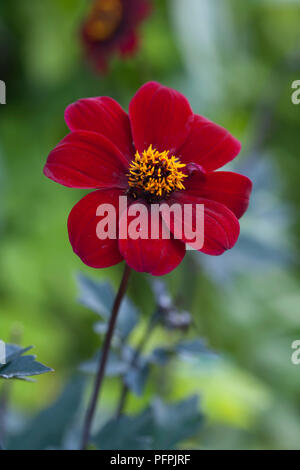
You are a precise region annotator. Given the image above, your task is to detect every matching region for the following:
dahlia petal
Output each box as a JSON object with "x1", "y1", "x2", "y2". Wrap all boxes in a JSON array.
[
  {"x1": 84, "y1": 41, "x2": 110, "y2": 74},
  {"x1": 164, "y1": 192, "x2": 240, "y2": 256},
  {"x1": 118, "y1": 202, "x2": 186, "y2": 275},
  {"x1": 44, "y1": 130, "x2": 129, "y2": 189},
  {"x1": 185, "y1": 170, "x2": 253, "y2": 219},
  {"x1": 68, "y1": 189, "x2": 123, "y2": 268},
  {"x1": 119, "y1": 32, "x2": 139, "y2": 56},
  {"x1": 65, "y1": 97, "x2": 134, "y2": 160},
  {"x1": 132, "y1": 0, "x2": 152, "y2": 22},
  {"x1": 178, "y1": 115, "x2": 241, "y2": 171},
  {"x1": 129, "y1": 81, "x2": 194, "y2": 154}
]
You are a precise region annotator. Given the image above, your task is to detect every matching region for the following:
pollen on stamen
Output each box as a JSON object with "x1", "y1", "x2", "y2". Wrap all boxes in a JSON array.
[{"x1": 127, "y1": 145, "x2": 187, "y2": 201}]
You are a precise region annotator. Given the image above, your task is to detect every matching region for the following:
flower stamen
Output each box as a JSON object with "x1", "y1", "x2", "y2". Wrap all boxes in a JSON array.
[
  {"x1": 85, "y1": 0, "x2": 123, "y2": 42},
  {"x1": 128, "y1": 145, "x2": 187, "y2": 201}
]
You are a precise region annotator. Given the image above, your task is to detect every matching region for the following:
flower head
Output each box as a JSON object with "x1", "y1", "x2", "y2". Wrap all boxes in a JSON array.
[
  {"x1": 44, "y1": 82, "x2": 252, "y2": 276},
  {"x1": 82, "y1": 0, "x2": 151, "y2": 72},
  {"x1": 127, "y1": 145, "x2": 187, "y2": 202}
]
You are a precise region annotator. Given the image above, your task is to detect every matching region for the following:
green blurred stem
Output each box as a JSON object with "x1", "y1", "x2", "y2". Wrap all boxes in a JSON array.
[
  {"x1": 115, "y1": 311, "x2": 159, "y2": 419},
  {"x1": 80, "y1": 264, "x2": 132, "y2": 450}
]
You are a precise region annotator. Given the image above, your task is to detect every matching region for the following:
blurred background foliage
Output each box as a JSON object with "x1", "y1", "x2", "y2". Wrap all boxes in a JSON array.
[{"x1": 0, "y1": 0, "x2": 300, "y2": 450}]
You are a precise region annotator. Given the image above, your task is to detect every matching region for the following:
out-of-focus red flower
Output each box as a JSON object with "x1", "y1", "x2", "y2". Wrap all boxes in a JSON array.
[
  {"x1": 44, "y1": 82, "x2": 252, "y2": 276},
  {"x1": 82, "y1": 0, "x2": 151, "y2": 72}
]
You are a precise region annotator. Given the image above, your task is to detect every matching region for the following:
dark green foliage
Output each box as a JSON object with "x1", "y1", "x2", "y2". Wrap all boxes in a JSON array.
[
  {"x1": 78, "y1": 274, "x2": 138, "y2": 340},
  {"x1": 0, "y1": 344, "x2": 52, "y2": 380},
  {"x1": 93, "y1": 396, "x2": 203, "y2": 450},
  {"x1": 8, "y1": 377, "x2": 85, "y2": 450}
]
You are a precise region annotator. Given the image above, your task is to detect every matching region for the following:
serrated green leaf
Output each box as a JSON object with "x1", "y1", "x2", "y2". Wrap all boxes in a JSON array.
[
  {"x1": 80, "y1": 351, "x2": 128, "y2": 377},
  {"x1": 78, "y1": 275, "x2": 112, "y2": 318},
  {"x1": 93, "y1": 410, "x2": 153, "y2": 450},
  {"x1": 0, "y1": 355, "x2": 53, "y2": 379},
  {"x1": 0, "y1": 344, "x2": 52, "y2": 380},
  {"x1": 8, "y1": 377, "x2": 85, "y2": 450},
  {"x1": 93, "y1": 396, "x2": 204, "y2": 450},
  {"x1": 4, "y1": 344, "x2": 33, "y2": 364},
  {"x1": 77, "y1": 274, "x2": 138, "y2": 339},
  {"x1": 175, "y1": 339, "x2": 215, "y2": 357},
  {"x1": 124, "y1": 362, "x2": 150, "y2": 396},
  {"x1": 148, "y1": 347, "x2": 171, "y2": 365},
  {"x1": 150, "y1": 396, "x2": 204, "y2": 449}
]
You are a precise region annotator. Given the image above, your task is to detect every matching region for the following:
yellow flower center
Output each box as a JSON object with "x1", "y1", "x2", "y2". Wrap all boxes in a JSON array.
[
  {"x1": 128, "y1": 145, "x2": 187, "y2": 201},
  {"x1": 85, "y1": 0, "x2": 123, "y2": 42}
]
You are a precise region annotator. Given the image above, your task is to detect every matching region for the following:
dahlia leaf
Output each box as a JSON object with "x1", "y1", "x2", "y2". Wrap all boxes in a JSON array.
[
  {"x1": 175, "y1": 339, "x2": 215, "y2": 357},
  {"x1": 149, "y1": 396, "x2": 203, "y2": 449},
  {"x1": 0, "y1": 343, "x2": 53, "y2": 380},
  {"x1": 124, "y1": 361, "x2": 150, "y2": 396},
  {"x1": 4, "y1": 344, "x2": 33, "y2": 363},
  {"x1": 79, "y1": 350, "x2": 128, "y2": 377},
  {"x1": 147, "y1": 347, "x2": 171, "y2": 365},
  {"x1": 93, "y1": 410, "x2": 153, "y2": 450},
  {"x1": 93, "y1": 396, "x2": 203, "y2": 450},
  {"x1": 7, "y1": 377, "x2": 85, "y2": 450},
  {"x1": 77, "y1": 273, "x2": 139, "y2": 339}
]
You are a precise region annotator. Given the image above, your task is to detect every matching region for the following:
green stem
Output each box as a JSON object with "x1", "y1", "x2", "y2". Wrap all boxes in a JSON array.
[{"x1": 80, "y1": 264, "x2": 132, "y2": 450}]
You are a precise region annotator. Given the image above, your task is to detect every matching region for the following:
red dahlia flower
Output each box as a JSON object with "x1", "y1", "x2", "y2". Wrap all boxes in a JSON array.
[
  {"x1": 82, "y1": 0, "x2": 151, "y2": 72},
  {"x1": 44, "y1": 81, "x2": 252, "y2": 276}
]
